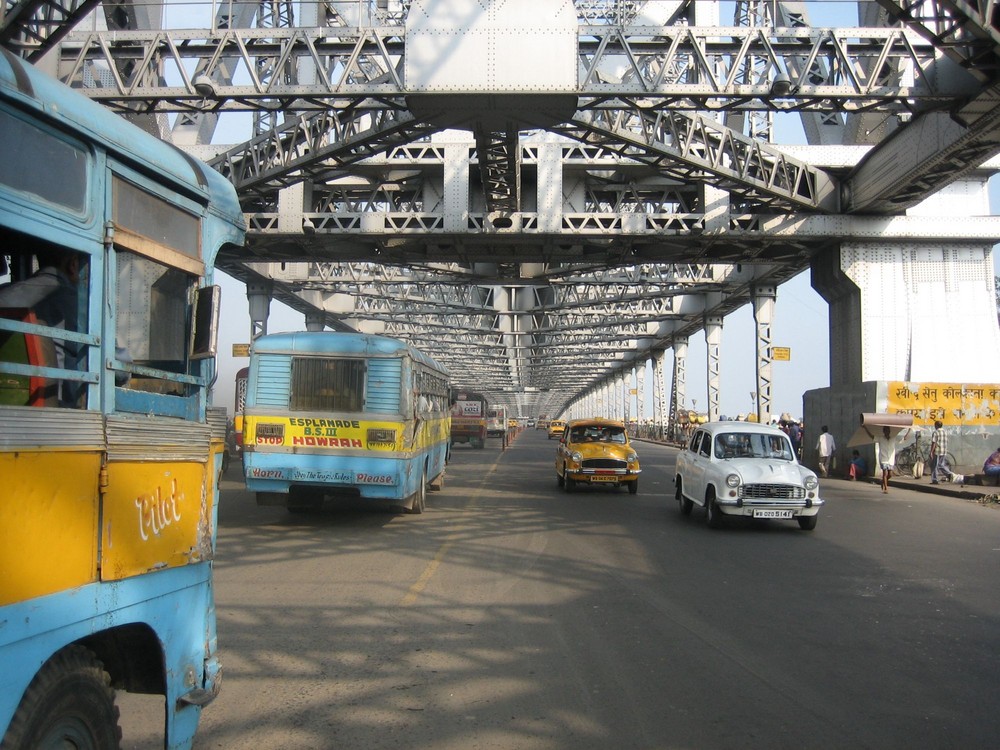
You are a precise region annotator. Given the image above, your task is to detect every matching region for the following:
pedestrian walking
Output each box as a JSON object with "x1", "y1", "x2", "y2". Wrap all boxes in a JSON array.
[
  {"x1": 816, "y1": 425, "x2": 836, "y2": 477},
  {"x1": 863, "y1": 424, "x2": 908, "y2": 494},
  {"x1": 929, "y1": 420, "x2": 956, "y2": 484}
]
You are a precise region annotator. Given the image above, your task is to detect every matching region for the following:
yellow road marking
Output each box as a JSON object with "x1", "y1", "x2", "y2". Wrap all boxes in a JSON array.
[{"x1": 400, "y1": 453, "x2": 503, "y2": 606}]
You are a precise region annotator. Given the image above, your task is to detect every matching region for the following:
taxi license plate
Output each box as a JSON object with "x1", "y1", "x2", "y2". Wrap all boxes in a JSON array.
[
  {"x1": 590, "y1": 476, "x2": 618, "y2": 483},
  {"x1": 753, "y1": 509, "x2": 793, "y2": 519}
]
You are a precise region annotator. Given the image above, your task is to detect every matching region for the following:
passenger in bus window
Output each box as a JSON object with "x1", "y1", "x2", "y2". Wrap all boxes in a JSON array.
[{"x1": 0, "y1": 248, "x2": 85, "y2": 406}]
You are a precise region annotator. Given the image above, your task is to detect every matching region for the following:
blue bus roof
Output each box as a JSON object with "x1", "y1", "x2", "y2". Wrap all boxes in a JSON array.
[
  {"x1": 252, "y1": 331, "x2": 449, "y2": 375},
  {"x1": 0, "y1": 51, "x2": 243, "y2": 241}
]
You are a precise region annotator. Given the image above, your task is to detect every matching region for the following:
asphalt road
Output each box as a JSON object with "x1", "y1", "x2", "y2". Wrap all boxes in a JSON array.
[{"x1": 120, "y1": 429, "x2": 1000, "y2": 749}]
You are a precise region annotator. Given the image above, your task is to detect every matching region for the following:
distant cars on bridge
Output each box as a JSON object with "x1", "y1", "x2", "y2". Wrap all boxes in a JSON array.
[
  {"x1": 674, "y1": 421, "x2": 823, "y2": 530},
  {"x1": 547, "y1": 419, "x2": 566, "y2": 439},
  {"x1": 555, "y1": 418, "x2": 641, "y2": 494}
]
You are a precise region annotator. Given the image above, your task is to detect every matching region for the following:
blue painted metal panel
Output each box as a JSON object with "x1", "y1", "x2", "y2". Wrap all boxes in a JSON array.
[
  {"x1": 251, "y1": 354, "x2": 292, "y2": 407},
  {"x1": 365, "y1": 358, "x2": 402, "y2": 413}
]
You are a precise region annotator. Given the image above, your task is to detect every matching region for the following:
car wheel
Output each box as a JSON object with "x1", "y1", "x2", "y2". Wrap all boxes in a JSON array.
[
  {"x1": 797, "y1": 514, "x2": 818, "y2": 531},
  {"x1": 627, "y1": 478, "x2": 638, "y2": 495},
  {"x1": 705, "y1": 490, "x2": 724, "y2": 529},
  {"x1": 557, "y1": 471, "x2": 564, "y2": 488},
  {"x1": 564, "y1": 472, "x2": 575, "y2": 493},
  {"x1": 676, "y1": 481, "x2": 693, "y2": 515}
]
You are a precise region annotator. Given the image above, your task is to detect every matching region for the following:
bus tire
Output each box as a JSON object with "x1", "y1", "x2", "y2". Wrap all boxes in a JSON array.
[
  {"x1": 407, "y1": 470, "x2": 427, "y2": 514},
  {"x1": 2, "y1": 644, "x2": 122, "y2": 750}
]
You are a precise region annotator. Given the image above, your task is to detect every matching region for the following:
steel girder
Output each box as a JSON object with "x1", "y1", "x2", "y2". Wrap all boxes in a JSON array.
[
  {"x1": 6, "y1": 1, "x2": 1000, "y2": 418},
  {"x1": 0, "y1": 0, "x2": 101, "y2": 60},
  {"x1": 51, "y1": 25, "x2": 951, "y2": 113}
]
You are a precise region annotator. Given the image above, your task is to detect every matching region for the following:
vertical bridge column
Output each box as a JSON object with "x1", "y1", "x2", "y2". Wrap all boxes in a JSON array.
[
  {"x1": 704, "y1": 316, "x2": 723, "y2": 422},
  {"x1": 246, "y1": 280, "x2": 273, "y2": 340},
  {"x1": 670, "y1": 336, "x2": 688, "y2": 441},
  {"x1": 623, "y1": 368, "x2": 632, "y2": 427},
  {"x1": 752, "y1": 284, "x2": 776, "y2": 423},
  {"x1": 652, "y1": 349, "x2": 667, "y2": 440}
]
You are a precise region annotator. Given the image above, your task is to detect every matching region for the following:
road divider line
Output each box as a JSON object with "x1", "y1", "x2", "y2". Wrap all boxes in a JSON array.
[{"x1": 400, "y1": 453, "x2": 503, "y2": 606}]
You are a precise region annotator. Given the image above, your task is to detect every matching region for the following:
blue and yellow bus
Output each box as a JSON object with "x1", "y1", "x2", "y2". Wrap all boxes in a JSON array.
[
  {"x1": 243, "y1": 331, "x2": 450, "y2": 513},
  {"x1": 0, "y1": 52, "x2": 245, "y2": 747}
]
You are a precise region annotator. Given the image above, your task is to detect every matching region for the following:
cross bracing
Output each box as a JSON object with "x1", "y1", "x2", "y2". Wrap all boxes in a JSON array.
[{"x1": 5, "y1": 0, "x2": 1000, "y2": 420}]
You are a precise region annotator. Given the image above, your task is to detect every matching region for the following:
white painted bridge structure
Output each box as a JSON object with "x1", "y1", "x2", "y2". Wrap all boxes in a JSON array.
[{"x1": 4, "y1": 0, "x2": 1000, "y2": 433}]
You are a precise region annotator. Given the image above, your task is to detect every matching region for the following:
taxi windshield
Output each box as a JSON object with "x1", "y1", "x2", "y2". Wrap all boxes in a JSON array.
[{"x1": 570, "y1": 426, "x2": 626, "y2": 444}]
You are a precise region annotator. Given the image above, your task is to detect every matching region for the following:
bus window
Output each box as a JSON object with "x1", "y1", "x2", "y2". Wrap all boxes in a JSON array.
[
  {"x1": 0, "y1": 246, "x2": 89, "y2": 408},
  {"x1": 290, "y1": 357, "x2": 365, "y2": 412},
  {"x1": 116, "y1": 251, "x2": 193, "y2": 394}
]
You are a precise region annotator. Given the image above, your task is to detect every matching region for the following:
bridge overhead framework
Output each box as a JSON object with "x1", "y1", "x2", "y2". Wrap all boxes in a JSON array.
[{"x1": 3, "y1": 0, "x2": 1000, "y2": 426}]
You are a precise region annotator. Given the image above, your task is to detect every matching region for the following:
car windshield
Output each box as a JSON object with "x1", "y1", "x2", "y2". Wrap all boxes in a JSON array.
[
  {"x1": 714, "y1": 432, "x2": 793, "y2": 460},
  {"x1": 570, "y1": 426, "x2": 627, "y2": 444}
]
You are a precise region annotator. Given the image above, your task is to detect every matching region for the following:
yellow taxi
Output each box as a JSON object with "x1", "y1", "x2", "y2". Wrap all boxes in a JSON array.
[
  {"x1": 555, "y1": 418, "x2": 640, "y2": 494},
  {"x1": 546, "y1": 419, "x2": 567, "y2": 440}
]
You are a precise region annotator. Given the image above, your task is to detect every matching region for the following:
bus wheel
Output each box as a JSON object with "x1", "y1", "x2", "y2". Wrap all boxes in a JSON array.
[
  {"x1": 407, "y1": 470, "x2": 427, "y2": 514},
  {"x1": 3, "y1": 644, "x2": 122, "y2": 750}
]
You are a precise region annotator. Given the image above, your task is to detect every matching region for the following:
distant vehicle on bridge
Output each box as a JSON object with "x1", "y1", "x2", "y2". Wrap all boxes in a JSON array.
[
  {"x1": 486, "y1": 404, "x2": 508, "y2": 437},
  {"x1": 0, "y1": 54, "x2": 245, "y2": 749},
  {"x1": 451, "y1": 390, "x2": 488, "y2": 449},
  {"x1": 242, "y1": 332, "x2": 450, "y2": 513},
  {"x1": 233, "y1": 365, "x2": 249, "y2": 466}
]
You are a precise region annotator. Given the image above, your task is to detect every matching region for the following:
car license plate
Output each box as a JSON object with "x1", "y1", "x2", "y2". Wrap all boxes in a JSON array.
[
  {"x1": 753, "y1": 509, "x2": 793, "y2": 519},
  {"x1": 591, "y1": 476, "x2": 618, "y2": 482}
]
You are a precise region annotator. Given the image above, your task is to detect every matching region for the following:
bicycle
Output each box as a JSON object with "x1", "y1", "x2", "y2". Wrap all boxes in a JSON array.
[{"x1": 895, "y1": 434, "x2": 955, "y2": 478}]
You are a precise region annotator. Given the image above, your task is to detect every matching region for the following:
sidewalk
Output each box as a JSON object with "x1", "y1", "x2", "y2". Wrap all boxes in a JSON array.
[{"x1": 851, "y1": 471, "x2": 999, "y2": 501}]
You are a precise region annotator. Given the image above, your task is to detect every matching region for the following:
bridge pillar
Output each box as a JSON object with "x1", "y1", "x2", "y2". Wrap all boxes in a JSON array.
[
  {"x1": 652, "y1": 349, "x2": 667, "y2": 439},
  {"x1": 246, "y1": 280, "x2": 273, "y2": 340},
  {"x1": 670, "y1": 336, "x2": 689, "y2": 441},
  {"x1": 705, "y1": 316, "x2": 724, "y2": 422},
  {"x1": 636, "y1": 357, "x2": 646, "y2": 433},
  {"x1": 623, "y1": 367, "x2": 632, "y2": 426},
  {"x1": 752, "y1": 284, "x2": 777, "y2": 423},
  {"x1": 812, "y1": 242, "x2": 1000, "y2": 385},
  {"x1": 304, "y1": 312, "x2": 325, "y2": 332}
]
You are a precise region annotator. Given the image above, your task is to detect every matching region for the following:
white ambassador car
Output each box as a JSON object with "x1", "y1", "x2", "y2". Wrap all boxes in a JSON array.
[{"x1": 674, "y1": 422, "x2": 823, "y2": 530}]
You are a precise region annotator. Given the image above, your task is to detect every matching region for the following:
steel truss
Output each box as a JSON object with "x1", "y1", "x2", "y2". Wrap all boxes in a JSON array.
[{"x1": 4, "y1": 0, "x2": 1000, "y2": 419}]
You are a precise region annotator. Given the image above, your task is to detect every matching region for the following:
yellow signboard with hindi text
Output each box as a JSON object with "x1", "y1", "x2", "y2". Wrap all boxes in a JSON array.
[{"x1": 886, "y1": 382, "x2": 1000, "y2": 426}]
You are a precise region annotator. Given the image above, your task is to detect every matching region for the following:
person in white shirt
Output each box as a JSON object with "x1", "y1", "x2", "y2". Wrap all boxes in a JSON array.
[{"x1": 816, "y1": 426, "x2": 836, "y2": 477}]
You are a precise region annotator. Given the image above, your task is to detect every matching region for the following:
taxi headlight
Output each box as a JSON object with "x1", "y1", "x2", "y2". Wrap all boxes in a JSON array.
[
  {"x1": 726, "y1": 473, "x2": 741, "y2": 488},
  {"x1": 571, "y1": 451, "x2": 582, "y2": 462},
  {"x1": 627, "y1": 453, "x2": 638, "y2": 463},
  {"x1": 804, "y1": 475, "x2": 819, "y2": 490}
]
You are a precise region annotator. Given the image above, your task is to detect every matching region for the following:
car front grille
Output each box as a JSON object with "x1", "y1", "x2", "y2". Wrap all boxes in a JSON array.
[
  {"x1": 740, "y1": 484, "x2": 805, "y2": 500},
  {"x1": 583, "y1": 458, "x2": 628, "y2": 470}
]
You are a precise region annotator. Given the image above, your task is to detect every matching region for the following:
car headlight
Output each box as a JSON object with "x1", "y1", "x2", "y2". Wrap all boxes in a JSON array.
[
  {"x1": 571, "y1": 451, "x2": 582, "y2": 462},
  {"x1": 726, "y1": 473, "x2": 741, "y2": 488},
  {"x1": 627, "y1": 453, "x2": 638, "y2": 463},
  {"x1": 804, "y1": 475, "x2": 818, "y2": 490}
]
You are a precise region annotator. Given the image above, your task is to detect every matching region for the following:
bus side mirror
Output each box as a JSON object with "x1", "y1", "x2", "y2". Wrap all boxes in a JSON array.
[{"x1": 190, "y1": 285, "x2": 221, "y2": 360}]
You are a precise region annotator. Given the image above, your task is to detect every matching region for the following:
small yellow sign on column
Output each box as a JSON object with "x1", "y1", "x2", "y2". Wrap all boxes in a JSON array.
[
  {"x1": 232, "y1": 344, "x2": 250, "y2": 357},
  {"x1": 772, "y1": 346, "x2": 791, "y2": 361}
]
